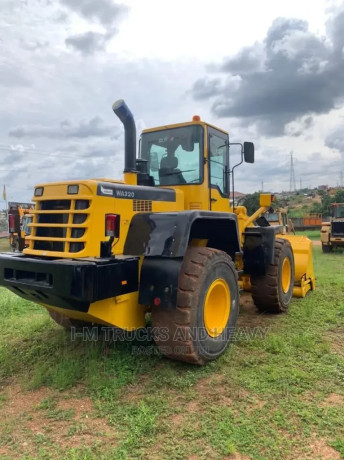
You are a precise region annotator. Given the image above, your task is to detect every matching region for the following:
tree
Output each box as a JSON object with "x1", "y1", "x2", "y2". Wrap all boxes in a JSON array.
[
  {"x1": 242, "y1": 192, "x2": 260, "y2": 215},
  {"x1": 334, "y1": 189, "x2": 344, "y2": 203}
]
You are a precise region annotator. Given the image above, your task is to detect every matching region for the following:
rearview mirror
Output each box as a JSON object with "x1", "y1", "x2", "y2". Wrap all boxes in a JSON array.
[{"x1": 243, "y1": 142, "x2": 254, "y2": 163}]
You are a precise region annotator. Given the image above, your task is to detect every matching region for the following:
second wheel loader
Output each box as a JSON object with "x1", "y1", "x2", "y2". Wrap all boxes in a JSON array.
[{"x1": 0, "y1": 100, "x2": 315, "y2": 364}]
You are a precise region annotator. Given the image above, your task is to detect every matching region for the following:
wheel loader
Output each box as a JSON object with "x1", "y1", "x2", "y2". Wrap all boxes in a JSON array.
[
  {"x1": 262, "y1": 207, "x2": 295, "y2": 234},
  {"x1": 0, "y1": 100, "x2": 315, "y2": 364},
  {"x1": 8, "y1": 202, "x2": 34, "y2": 251},
  {"x1": 321, "y1": 203, "x2": 344, "y2": 252}
]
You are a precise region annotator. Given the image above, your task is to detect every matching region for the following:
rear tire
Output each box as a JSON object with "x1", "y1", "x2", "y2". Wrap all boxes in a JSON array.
[
  {"x1": 151, "y1": 247, "x2": 239, "y2": 365},
  {"x1": 48, "y1": 310, "x2": 93, "y2": 330},
  {"x1": 251, "y1": 238, "x2": 294, "y2": 314}
]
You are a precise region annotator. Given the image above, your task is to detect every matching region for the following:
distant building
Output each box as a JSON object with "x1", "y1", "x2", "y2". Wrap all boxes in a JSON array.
[{"x1": 230, "y1": 191, "x2": 246, "y2": 206}]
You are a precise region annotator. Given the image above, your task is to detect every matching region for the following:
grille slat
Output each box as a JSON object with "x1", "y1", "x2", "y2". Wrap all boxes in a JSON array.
[{"x1": 31, "y1": 199, "x2": 90, "y2": 254}]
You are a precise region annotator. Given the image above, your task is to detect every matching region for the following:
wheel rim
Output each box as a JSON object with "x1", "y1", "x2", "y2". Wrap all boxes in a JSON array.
[
  {"x1": 203, "y1": 279, "x2": 230, "y2": 338},
  {"x1": 281, "y1": 257, "x2": 291, "y2": 293}
]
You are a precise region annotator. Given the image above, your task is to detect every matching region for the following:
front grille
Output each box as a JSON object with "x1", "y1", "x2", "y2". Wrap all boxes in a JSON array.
[
  {"x1": 40, "y1": 200, "x2": 71, "y2": 210},
  {"x1": 30, "y1": 199, "x2": 90, "y2": 254},
  {"x1": 133, "y1": 200, "x2": 152, "y2": 212},
  {"x1": 332, "y1": 221, "x2": 344, "y2": 237}
]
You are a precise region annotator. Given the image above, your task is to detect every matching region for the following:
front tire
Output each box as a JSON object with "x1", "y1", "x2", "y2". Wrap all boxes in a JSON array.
[
  {"x1": 251, "y1": 238, "x2": 294, "y2": 314},
  {"x1": 151, "y1": 247, "x2": 239, "y2": 365}
]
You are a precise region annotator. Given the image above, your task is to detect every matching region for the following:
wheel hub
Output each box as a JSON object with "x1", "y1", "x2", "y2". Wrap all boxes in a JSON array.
[{"x1": 203, "y1": 278, "x2": 230, "y2": 337}]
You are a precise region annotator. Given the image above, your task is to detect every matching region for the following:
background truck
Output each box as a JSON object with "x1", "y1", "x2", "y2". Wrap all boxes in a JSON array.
[
  {"x1": 0, "y1": 100, "x2": 315, "y2": 365},
  {"x1": 8, "y1": 202, "x2": 33, "y2": 251},
  {"x1": 321, "y1": 203, "x2": 344, "y2": 252}
]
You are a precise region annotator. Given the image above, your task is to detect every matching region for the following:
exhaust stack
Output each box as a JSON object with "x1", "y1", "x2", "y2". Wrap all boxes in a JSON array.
[{"x1": 112, "y1": 99, "x2": 136, "y2": 173}]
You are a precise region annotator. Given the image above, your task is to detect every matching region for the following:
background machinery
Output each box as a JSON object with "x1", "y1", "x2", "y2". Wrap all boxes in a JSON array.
[
  {"x1": 8, "y1": 202, "x2": 33, "y2": 251},
  {"x1": 263, "y1": 207, "x2": 295, "y2": 234},
  {"x1": 0, "y1": 100, "x2": 315, "y2": 364},
  {"x1": 321, "y1": 203, "x2": 344, "y2": 252}
]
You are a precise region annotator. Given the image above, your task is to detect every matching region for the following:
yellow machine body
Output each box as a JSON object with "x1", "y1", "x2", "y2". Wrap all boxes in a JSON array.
[{"x1": 1, "y1": 114, "x2": 315, "y2": 331}]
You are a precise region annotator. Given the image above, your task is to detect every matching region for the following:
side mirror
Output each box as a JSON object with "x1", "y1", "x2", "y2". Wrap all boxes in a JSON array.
[{"x1": 243, "y1": 142, "x2": 254, "y2": 163}]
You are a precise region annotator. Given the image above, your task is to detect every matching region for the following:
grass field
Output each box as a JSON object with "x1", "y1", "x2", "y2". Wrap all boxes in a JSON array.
[
  {"x1": 0, "y1": 245, "x2": 343, "y2": 459},
  {"x1": 0, "y1": 239, "x2": 10, "y2": 252},
  {"x1": 295, "y1": 230, "x2": 320, "y2": 241}
]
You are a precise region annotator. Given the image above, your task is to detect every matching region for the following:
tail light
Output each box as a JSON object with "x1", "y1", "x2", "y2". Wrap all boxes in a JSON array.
[
  {"x1": 105, "y1": 214, "x2": 120, "y2": 238},
  {"x1": 9, "y1": 214, "x2": 15, "y2": 233}
]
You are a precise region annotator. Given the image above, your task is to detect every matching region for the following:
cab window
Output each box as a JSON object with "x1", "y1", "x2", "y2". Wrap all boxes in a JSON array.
[
  {"x1": 209, "y1": 132, "x2": 228, "y2": 195},
  {"x1": 140, "y1": 125, "x2": 204, "y2": 186}
]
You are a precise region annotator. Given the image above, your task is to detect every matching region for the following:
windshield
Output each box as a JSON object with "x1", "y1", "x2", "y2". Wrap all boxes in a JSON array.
[
  {"x1": 266, "y1": 212, "x2": 279, "y2": 222},
  {"x1": 333, "y1": 205, "x2": 344, "y2": 218},
  {"x1": 140, "y1": 125, "x2": 203, "y2": 186}
]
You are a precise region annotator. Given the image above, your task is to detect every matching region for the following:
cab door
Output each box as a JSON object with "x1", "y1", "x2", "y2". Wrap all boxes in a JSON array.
[{"x1": 208, "y1": 128, "x2": 230, "y2": 212}]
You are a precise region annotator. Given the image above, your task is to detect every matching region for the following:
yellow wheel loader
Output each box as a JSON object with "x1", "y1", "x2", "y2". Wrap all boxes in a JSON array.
[
  {"x1": 263, "y1": 208, "x2": 295, "y2": 235},
  {"x1": 321, "y1": 203, "x2": 344, "y2": 252},
  {"x1": 8, "y1": 202, "x2": 34, "y2": 252},
  {"x1": 0, "y1": 100, "x2": 315, "y2": 364}
]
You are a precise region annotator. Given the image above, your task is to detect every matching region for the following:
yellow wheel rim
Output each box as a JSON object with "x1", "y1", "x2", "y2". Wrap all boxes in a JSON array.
[
  {"x1": 203, "y1": 279, "x2": 231, "y2": 338},
  {"x1": 281, "y1": 257, "x2": 291, "y2": 293}
]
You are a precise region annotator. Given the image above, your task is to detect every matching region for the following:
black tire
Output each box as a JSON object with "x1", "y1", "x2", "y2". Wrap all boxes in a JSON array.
[
  {"x1": 48, "y1": 310, "x2": 93, "y2": 330},
  {"x1": 151, "y1": 247, "x2": 239, "y2": 365},
  {"x1": 251, "y1": 238, "x2": 294, "y2": 314},
  {"x1": 322, "y1": 244, "x2": 332, "y2": 253}
]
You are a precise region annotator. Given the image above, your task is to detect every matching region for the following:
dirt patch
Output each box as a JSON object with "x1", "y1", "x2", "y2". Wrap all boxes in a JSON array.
[
  {"x1": 0, "y1": 383, "x2": 118, "y2": 457},
  {"x1": 0, "y1": 384, "x2": 55, "y2": 417},
  {"x1": 245, "y1": 398, "x2": 266, "y2": 414},
  {"x1": 310, "y1": 438, "x2": 340, "y2": 459},
  {"x1": 312, "y1": 240, "x2": 321, "y2": 247},
  {"x1": 323, "y1": 393, "x2": 344, "y2": 406}
]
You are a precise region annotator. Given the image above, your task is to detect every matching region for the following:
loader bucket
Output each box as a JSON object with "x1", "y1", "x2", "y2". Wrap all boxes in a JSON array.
[{"x1": 280, "y1": 235, "x2": 315, "y2": 298}]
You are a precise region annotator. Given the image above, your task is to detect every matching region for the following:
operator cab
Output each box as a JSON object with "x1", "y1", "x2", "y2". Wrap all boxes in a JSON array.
[
  {"x1": 139, "y1": 118, "x2": 254, "y2": 211},
  {"x1": 140, "y1": 124, "x2": 204, "y2": 187}
]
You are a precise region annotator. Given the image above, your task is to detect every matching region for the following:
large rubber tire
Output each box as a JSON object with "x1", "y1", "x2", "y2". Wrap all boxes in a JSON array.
[
  {"x1": 251, "y1": 238, "x2": 294, "y2": 314},
  {"x1": 151, "y1": 247, "x2": 239, "y2": 365},
  {"x1": 48, "y1": 310, "x2": 93, "y2": 330},
  {"x1": 322, "y1": 244, "x2": 332, "y2": 253}
]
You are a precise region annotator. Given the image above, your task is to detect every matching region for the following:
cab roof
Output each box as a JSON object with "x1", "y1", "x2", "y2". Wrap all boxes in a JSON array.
[{"x1": 141, "y1": 120, "x2": 228, "y2": 136}]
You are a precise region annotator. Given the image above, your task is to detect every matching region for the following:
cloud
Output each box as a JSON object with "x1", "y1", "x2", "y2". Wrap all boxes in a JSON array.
[
  {"x1": 325, "y1": 124, "x2": 344, "y2": 154},
  {"x1": 9, "y1": 116, "x2": 117, "y2": 139},
  {"x1": 191, "y1": 9, "x2": 344, "y2": 136},
  {"x1": 65, "y1": 31, "x2": 110, "y2": 55},
  {"x1": 59, "y1": 0, "x2": 127, "y2": 27},
  {"x1": 60, "y1": 0, "x2": 128, "y2": 54}
]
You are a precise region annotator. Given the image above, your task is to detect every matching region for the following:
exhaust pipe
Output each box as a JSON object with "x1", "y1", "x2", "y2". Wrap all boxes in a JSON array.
[{"x1": 112, "y1": 99, "x2": 136, "y2": 173}]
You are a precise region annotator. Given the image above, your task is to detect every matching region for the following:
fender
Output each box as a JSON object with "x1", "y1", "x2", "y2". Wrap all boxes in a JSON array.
[
  {"x1": 243, "y1": 226, "x2": 281, "y2": 276},
  {"x1": 124, "y1": 211, "x2": 240, "y2": 308}
]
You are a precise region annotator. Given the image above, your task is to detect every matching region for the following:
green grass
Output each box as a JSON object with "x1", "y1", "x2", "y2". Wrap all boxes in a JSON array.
[
  {"x1": 0, "y1": 238, "x2": 10, "y2": 252},
  {"x1": 295, "y1": 230, "x2": 320, "y2": 240},
  {"x1": 0, "y1": 246, "x2": 343, "y2": 459}
]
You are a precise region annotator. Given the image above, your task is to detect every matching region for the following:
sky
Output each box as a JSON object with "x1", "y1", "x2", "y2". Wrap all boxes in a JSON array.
[{"x1": 1, "y1": 0, "x2": 344, "y2": 203}]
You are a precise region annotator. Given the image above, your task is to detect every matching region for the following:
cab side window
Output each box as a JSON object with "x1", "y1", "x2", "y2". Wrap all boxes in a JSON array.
[{"x1": 209, "y1": 133, "x2": 228, "y2": 195}]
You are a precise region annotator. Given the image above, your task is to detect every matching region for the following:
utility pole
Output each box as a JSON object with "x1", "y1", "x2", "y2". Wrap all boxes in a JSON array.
[
  {"x1": 300, "y1": 177, "x2": 302, "y2": 190},
  {"x1": 289, "y1": 152, "x2": 296, "y2": 192},
  {"x1": 261, "y1": 181, "x2": 264, "y2": 192},
  {"x1": 340, "y1": 171, "x2": 343, "y2": 188}
]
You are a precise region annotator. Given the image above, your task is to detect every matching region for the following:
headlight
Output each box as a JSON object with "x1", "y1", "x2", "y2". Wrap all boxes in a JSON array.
[
  {"x1": 68, "y1": 184, "x2": 79, "y2": 195},
  {"x1": 34, "y1": 187, "x2": 44, "y2": 196}
]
